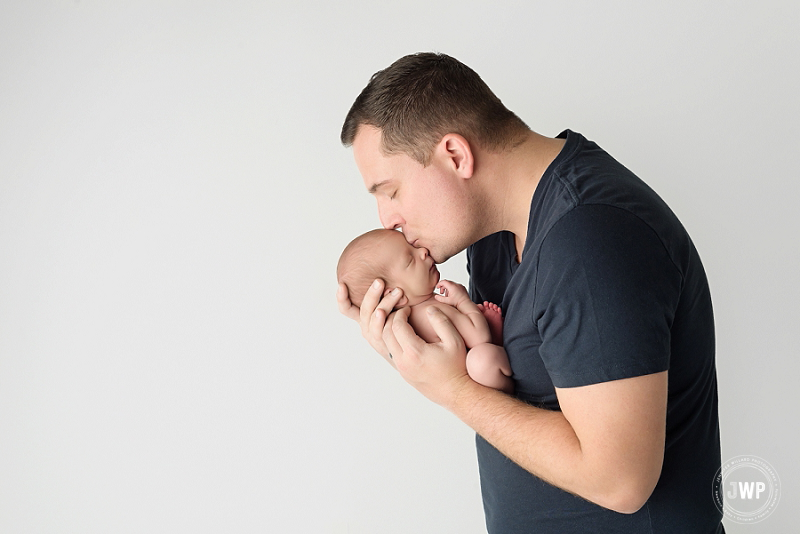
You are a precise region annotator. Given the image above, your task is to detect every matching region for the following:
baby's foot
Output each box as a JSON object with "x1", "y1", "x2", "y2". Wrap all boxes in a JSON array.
[{"x1": 478, "y1": 301, "x2": 504, "y2": 345}]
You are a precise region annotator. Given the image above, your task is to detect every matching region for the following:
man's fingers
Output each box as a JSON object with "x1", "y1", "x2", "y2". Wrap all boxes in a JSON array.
[
  {"x1": 339, "y1": 278, "x2": 410, "y2": 368},
  {"x1": 337, "y1": 283, "x2": 360, "y2": 321},
  {"x1": 385, "y1": 307, "x2": 424, "y2": 370},
  {"x1": 382, "y1": 309, "x2": 407, "y2": 368},
  {"x1": 389, "y1": 306, "x2": 426, "y2": 357},
  {"x1": 378, "y1": 287, "x2": 405, "y2": 316},
  {"x1": 359, "y1": 279, "x2": 385, "y2": 328},
  {"x1": 367, "y1": 286, "x2": 404, "y2": 341},
  {"x1": 426, "y1": 306, "x2": 465, "y2": 352}
]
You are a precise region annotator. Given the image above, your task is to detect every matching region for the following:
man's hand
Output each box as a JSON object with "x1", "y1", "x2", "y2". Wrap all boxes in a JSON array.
[
  {"x1": 337, "y1": 279, "x2": 405, "y2": 366},
  {"x1": 383, "y1": 306, "x2": 472, "y2": 407}
]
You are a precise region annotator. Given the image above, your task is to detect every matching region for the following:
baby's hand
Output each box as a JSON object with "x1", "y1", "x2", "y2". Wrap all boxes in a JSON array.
[{"x1": 434, "y1": 280, "x2": 470, "y2": 306}]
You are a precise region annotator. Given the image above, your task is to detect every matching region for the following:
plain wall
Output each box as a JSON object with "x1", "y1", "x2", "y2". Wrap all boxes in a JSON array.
[{"x1": 1, "y1": 1, "x2": 797, "y2": 532}]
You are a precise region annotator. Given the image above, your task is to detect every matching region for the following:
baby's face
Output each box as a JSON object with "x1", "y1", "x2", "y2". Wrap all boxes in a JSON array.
[{"x1": 378, "y1": 230, "x2": 440, "y2": 305}]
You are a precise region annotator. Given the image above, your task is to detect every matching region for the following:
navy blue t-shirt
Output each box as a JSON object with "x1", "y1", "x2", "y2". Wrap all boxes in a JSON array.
[{"x1": 467, "y1": 131, "x2": 723, "y2": 533}]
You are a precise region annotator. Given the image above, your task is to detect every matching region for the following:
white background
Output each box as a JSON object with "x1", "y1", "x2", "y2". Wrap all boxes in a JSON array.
[{"x1": 1, "y1": 1, "x2": 797, "y2": 532}]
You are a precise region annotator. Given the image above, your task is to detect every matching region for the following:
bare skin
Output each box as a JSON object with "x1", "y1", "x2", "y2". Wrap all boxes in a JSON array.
[
  {"x1": 337, "y1": 125, "x2": 666, "y2": 514},
  {"x1": 477, "y1": 301, "x2": 503, "y2": 345},
  {"x1": 410, "y1": 281, "x2": 512, "y2": 394},
  {"x1": 338, "y1": 229, "x2": 512, "y2": 393}
]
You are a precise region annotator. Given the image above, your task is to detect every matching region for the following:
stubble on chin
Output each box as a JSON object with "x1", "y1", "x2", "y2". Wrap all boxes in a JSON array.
[{"x1": 430, "y1": 246, "x2": 458, "y2": 265}]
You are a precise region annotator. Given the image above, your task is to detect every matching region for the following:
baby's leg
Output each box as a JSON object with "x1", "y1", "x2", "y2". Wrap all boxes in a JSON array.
[
  {"x1": 466, "y1": 343, "x2": 513, "y2": 394},
  {"x1": 477, "y1": 301, "x2": 503, "y2": 346}
]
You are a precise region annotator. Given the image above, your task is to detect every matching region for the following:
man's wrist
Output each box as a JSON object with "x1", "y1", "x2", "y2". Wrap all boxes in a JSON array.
[{"x1": 441, "y1": 374, "x2": 488, "y2": 414}]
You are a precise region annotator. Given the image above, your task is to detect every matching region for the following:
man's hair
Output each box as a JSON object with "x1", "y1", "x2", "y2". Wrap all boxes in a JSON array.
[
  {"x1": 341, "y1": 52, "x2": 529, "y2": 165},
  {"x1": 337, "y1": 229, "x2": 393, "y2": 308}
]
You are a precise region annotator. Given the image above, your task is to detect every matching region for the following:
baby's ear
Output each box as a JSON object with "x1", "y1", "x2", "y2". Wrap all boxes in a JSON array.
[{"x1": 383, "y1": 288, "x2": 409, "y2": 309}]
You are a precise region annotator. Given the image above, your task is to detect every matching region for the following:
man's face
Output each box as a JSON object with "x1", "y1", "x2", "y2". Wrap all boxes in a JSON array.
[
  {"x1": 377, "y1": 230, "x2": 440, "y2": 304},
  {"x1": 352, "y1": 126, "x2": 473, "y2": 263}
]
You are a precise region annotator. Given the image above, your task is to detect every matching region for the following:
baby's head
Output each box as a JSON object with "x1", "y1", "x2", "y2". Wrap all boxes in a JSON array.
[{"x1": 337, "y1": 229, "x2": 440, "y2": 308}]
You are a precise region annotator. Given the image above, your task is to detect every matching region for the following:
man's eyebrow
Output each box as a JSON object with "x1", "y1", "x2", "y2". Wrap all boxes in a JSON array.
[{"x1": 368, "y1": 180, "x2": 391, "y2": 194}]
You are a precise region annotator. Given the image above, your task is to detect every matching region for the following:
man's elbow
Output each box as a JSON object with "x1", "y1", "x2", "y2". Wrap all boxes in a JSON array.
[
  {"x1": 600, "y1": 476, "x2": 660, "y2": 514},
  {"x1": 606, "y1": 490, "x2": 651, "y2": 515}
]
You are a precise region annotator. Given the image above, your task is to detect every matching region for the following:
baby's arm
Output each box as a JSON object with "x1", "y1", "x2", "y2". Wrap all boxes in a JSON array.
[{"x1": 433, "y1": 280, "x2": 491, "y2": 348}]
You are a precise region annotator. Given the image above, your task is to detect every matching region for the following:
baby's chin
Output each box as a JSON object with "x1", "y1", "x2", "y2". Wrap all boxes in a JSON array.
[{"x1": 403, "y1": 292, "x2": 435, "y2": 308}]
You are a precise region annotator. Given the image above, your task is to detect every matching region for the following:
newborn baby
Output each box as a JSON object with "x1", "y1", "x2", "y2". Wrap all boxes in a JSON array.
[{"x1": 337, "y1": 229, "x2": 513, "y2": 393}]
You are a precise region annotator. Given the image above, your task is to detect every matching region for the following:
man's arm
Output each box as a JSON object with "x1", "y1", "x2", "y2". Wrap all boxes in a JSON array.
[{"x1": 385, "y1": 306, "x2": 666, "y2": 514}]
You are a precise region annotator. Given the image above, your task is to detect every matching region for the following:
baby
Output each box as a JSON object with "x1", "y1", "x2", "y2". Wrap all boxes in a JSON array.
[{"x1": 337, "y1": 229, "x2": 513, "y2": 393}]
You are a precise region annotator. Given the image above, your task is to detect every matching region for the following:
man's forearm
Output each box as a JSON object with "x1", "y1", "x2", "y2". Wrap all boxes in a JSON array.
[
  {"x1": 444, "y1": 379, "x2": 661, "y2": 514},
  {"x1": 384, "y1": 306, "x2": 665, "y2": 513}
]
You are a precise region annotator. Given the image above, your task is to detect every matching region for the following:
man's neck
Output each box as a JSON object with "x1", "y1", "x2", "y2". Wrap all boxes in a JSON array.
[{"x1": 481, "y1": 131, "x2": 565, "y2": 261}]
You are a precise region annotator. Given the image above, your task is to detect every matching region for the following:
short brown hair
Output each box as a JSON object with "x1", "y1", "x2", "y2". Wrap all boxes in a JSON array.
[
  {"x1": 341, "y1": 52, "x2": 529, "y2": 165},
  {"x1": 337, "y1": 229, "x2": 393, "y2": 308}
]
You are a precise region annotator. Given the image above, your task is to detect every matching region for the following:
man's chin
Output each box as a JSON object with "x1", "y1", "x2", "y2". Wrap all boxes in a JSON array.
[
  {"x1": 428, "y1": 240, "x2": 467, "y2": 264},
  {"x1": 431, "y1": 250, "x2": 456, "y2": 265}
]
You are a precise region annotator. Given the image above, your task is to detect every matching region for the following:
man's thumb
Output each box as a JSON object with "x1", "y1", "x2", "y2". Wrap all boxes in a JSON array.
[{"x1": 427, "y1": 307, "x2": 464, "y2": 348}]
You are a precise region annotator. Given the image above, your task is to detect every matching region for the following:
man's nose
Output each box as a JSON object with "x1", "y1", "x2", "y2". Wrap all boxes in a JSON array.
[{"x1": 378, "y1": 204, "x2": 403, "y2": 231}]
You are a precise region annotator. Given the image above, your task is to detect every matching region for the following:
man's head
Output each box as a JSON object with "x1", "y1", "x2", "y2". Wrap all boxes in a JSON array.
[
  {"x1": 340, "y1": 52, "x2": 528, "y2": 165},
  {"x1": 337, "y1": 229, "x2": 440, "y2": 308},
  {"x1": 342, "y1": 53, "x2": 529, "y2": 263}
]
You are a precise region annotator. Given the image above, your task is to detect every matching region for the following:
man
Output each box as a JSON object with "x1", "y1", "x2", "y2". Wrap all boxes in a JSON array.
[{"x1": 336, "y1": 52, "x2": 723, "y2": 533}]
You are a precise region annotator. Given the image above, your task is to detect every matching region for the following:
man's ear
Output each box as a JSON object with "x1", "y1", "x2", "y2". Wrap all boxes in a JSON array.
[{"x1": 438, "y1": 133, "x2": 474, "y2": 179}]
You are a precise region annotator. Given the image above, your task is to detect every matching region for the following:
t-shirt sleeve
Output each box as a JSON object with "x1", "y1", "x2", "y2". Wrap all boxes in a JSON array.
[{"x1": 534, "y1": 204, "x2": 682, "y2": 388}]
